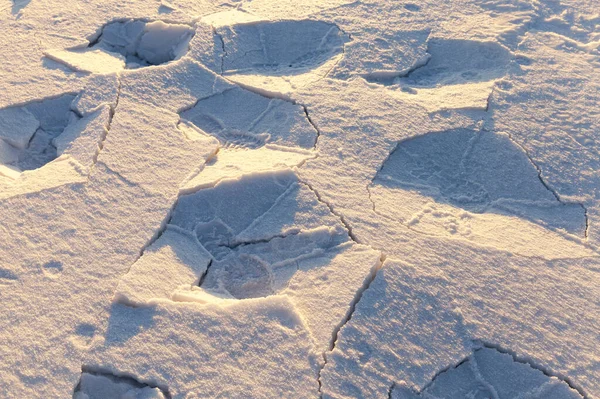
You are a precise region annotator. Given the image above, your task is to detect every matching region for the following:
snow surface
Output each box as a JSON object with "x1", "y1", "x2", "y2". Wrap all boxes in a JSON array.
[{"x1": 0, "y1": 0, "x2": 599, "y2": 398}]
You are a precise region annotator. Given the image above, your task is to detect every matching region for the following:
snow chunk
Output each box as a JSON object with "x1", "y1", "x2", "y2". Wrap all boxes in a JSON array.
[
  {"x1": 115, "y1": 226, "x2": 212, "y2": 306},
  {"x1": 44, "y1": 48, "x2": 126, "y2": 75},
  {"x1": 0, "y1": 106, "x2": 40, "y2": 149},
  {"x1": 72, "y1": 73, "x2": 120, "y2": 115},
  {"x1": 74, "y1": 372, "x2": 167, "y2": 399},
  {"x1": 180, "y1": 146, "x2": 315, "y2": 193},
  {"x1": 54, "y1": 106, "x2": 111, "y2": 169},
  {"x1": 0, "y1": 139, "x2": 19, "y2": 165},
  {"x1": 137, "y1": 21, "x2": 195, "y2": 65}
]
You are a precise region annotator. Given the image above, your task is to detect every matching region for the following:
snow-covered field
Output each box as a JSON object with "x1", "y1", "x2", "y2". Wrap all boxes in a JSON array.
[{"x1": 0, "y1": 0, "x2": 599, "y2": 397}]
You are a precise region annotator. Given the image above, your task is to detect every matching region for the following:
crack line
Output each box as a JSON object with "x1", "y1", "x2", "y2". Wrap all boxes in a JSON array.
[{"x1": 316, "y1": 253, "x2": 386, "y2": 398}]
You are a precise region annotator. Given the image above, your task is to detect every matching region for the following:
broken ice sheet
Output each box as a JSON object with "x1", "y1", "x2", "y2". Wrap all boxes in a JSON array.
[
  {"x1": 371, "y1": 128, "x2": 587, "y2": 236},
  {"x1": 116, "y1": 169, "x2": 347, "y2": 304},
  {"x1": 45, "y1": 20, "x2": 195, "y2": 74},
  {"x1": 391, "y1": 347, "x2": 583, "y2": 399},
  {"x1": 73, "y1": 371, "x2": 167, "y2": 399},
  {"x1": 179, "y1": 86, "x2": 318, "y2": 149}
]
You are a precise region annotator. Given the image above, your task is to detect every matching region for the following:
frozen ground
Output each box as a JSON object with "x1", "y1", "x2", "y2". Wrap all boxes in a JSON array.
[{"x1": 0, "y1": 0, "x2": 599, "y2": 398}]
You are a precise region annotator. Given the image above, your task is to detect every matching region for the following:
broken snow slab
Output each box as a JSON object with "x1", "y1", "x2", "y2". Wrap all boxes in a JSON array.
[
  {"x1": 386, "y1": 80, "x2": 496, "y2": 112},
  {"x1": 71, "y1": 73, "x2": 120, "y2": 115},
  {"x1": 84, "y1": 299, "x2": 319, "y2": 398},
  {"x1": 179, "y1": 86, "x2": 318, "y2": 149},
  {"x1": 44, "y1": 48, "x2": 126, "y2": 75},
  {"x1": 74, "y1": 371, "x2": 168, "y2": 399},
  {"x1": 0, "y1": 94, "x2": 111, "y2": 179},
  {"x1": 320, "y1": 251, "x2": 600, "y2": 397},
  {"x1": 118, "y1": 57, "x2": 234, "y2": 113},
  {"x1": 115, "y1": 167, "x2": 381, "y2": 353},
  {"x1": 0, "y1": 155, "x2": 87, "y2": 200},
  {"x1": 115, "y1": 226, "x2": 212, "y2": 307},
  {"x1": 45, "y1": 20, "x2": 195, "y2": 74},
  {"x1": 391, "y1": 347, "x2": 583, "y2": 399},
  {"x1": 369, "y1": 128, "x2": 590, "y2": 257},
  {"x1": 365, "y1": 38, "x2": 512, "y2": 111},
  {"x1": 0, "y1": 106, "x2": 39, "y2": 149},
  {"x1": 180, "y1": 145, "x2": 315, "y2": 193}
]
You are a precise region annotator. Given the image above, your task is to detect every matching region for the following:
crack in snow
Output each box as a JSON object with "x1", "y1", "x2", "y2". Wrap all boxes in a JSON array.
[
  {"x1": 298, "y1": 178, "x2": 359, "y2": 244},
  {"x1": 476, "y1": 341, "x2": 589, "y2": 399},
  {"x1": 501, "y1": 130, "x2": 590, "y2": 239},
  {"x1": 212, "y1": 26, "x2": 226, "y2": 75},
  {"x1": 367, "y1": 127, "x2": 592, "y2": 248},
  {"x1": 88, "y1": 74, "x2": 121, "y2": 176},
  {"x1": 316, "y1": 253, "x2": 386, "y2": 398},
  {"x1": 302, "y1": 105, "x2": 321, "y2": 150}
]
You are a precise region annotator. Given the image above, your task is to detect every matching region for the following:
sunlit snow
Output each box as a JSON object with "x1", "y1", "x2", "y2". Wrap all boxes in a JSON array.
[{"x1": 1, "y1": 0, "x2": 599, "y2": 398}]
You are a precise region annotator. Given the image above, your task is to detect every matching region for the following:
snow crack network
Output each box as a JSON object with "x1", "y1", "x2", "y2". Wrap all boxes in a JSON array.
[{"x1": 0, "y1": 1, "x2": 599, "y2": 398}]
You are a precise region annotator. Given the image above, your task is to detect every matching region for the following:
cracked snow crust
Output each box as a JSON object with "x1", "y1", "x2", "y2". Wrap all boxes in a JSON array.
[{"x1": 1, "y1": 0, "x2": 600, "y2": 398}]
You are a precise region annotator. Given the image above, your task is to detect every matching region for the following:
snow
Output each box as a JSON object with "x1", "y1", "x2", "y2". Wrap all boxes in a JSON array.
[
  {"x1": 45, "y1": 20, "x2": 195, "y2": 73},
  {"x1": 1, "y1": 0, "x2": 599, "y2": 398}
]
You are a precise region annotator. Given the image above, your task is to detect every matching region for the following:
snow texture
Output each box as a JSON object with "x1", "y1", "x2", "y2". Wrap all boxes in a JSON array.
[{"x1": 1, "y1": 0, "x2": 600, "y2": 398}]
